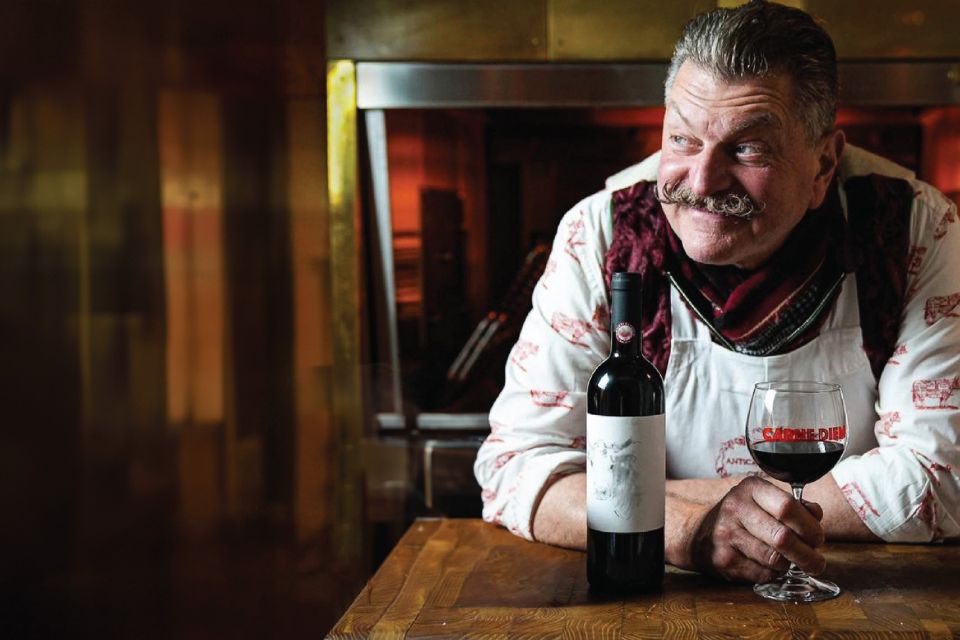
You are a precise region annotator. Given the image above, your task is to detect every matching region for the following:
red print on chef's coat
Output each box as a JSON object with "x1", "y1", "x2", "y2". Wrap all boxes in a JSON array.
[
  {"x1": 933, "y1": 206, "x2": 956, "y2": 240},
  {"x1": 510, "y1": 341, "x2": 540, "y2": 372},
  {"x1": 481, "y1": 488, "x2": 497, "y2": 503},
  {"x1": 564, "y1": 213, "x2": 586, "y2": 264},
  {"x1": 906, "y1": 245, "x2": 927, "y2": 297},
  {"x1": 530, "y1": 390, "x2": 574, "y2": 409},
  {"x1": 715, "y1": 436, "x2": 757, "y2": 478},
  {"x1": 876, "y1": 411, "x2": 901, "y2": 440},
  {"x1": 887, "y1": 344, "x2": 907, "y2": 365},
  {"x1": 913, "y1": 450, "x2": 955, "y2": 487},
  {"x1": 494, "y1": 450, "x2": 519, "y2": 470},
  {"x1": 907, "y1": 245, "x2": 927, "y2": 276},
  {"x1": 592, "y1": 303, "x2": 610, "y2": 334},
  {"x1": 541, "y1": 259, "x2": 557, "y2": 289},
  {"x1": 841, "y1": 482, "x2": 880, "y2": 520},
  {"x1": 912, "y1": 376, "x2": 960, "y2": 410},
  {"x1": 550, "y1": 312, "x2": 595, "y2": 348},
  {"x1": 924, "y1": 292, "x2": 960, "y2": 325},
  {"x1": 914, "y1": 488, "x2": 945, "y2": 542},
  {"x1": 570, "y1": 435, "x2": 586, "y2": 450}
]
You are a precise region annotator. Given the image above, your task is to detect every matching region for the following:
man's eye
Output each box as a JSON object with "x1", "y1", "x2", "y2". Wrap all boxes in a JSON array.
[
  {"x1": 670, "y1": 135, "x2": 693, "y2": 148},
  {"x1": 735, "y1": 143, "x2": 764, "y2": 157}
]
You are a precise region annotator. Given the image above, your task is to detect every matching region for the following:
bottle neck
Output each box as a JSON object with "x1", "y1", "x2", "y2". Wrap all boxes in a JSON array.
[{"x1": 609, "y1": 286, "x2": 643, "y2": 358}]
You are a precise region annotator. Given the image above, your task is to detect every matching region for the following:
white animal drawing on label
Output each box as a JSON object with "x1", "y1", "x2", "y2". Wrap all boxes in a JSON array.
[{"x1": 589, "y1": 437, "x2": 641, "y2": 520}]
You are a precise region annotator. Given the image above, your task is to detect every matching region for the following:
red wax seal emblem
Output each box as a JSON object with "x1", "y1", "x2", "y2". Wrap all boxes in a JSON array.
[{"x1": 615, "y1": 321, "x2": 635, "y2": 344}]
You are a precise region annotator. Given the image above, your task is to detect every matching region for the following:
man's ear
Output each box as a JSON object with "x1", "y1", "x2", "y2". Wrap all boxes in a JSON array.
[{"x1": 809, "y1": 129, "x2": 845, "y2": 209}]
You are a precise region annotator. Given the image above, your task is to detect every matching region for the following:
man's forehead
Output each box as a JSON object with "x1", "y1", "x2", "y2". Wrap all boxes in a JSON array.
[
  {"x1": 669, "y1": 62, "x2": 795, "y2": 108},
  {"x1": 664, "y1": 99, "x2": 786, "y2": 136}
]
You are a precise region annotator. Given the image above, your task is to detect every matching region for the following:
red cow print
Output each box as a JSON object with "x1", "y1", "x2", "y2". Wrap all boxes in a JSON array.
[
  {"x1": 592, "y1": 303, "x2": 610, "y2": 334},
  {"x1": 494, "y1": 450, "x2": 519, "y2": 469},
  {"x1": 875, "y1": 411, "x2": 900, "y2": 440},
  {"x1": 887, "y1": 344, "x2": 907, "y2": 365},
  {"x1": 840, "y1": 482, "x2": 880, "y2": 520},
  {"x1": 510, "y1": 340, "x2": 540, "y2": 373},
  {"x1": 912, "y1": 376, "x2": 960, "y2": 410},
  {"x1": 933, "y1": 205, "x2": 956, "y2": 240},
  {"x1": 564, "y1": 214, "x2": 586, "y2": 264},
  {"x1": 481, "y1": 488, "x2": 497, "y2": 503},
  {"x1": 923, "y1": 291, "x2": 960, "y2": 325},
  {"x1": 541, "y1": 259, "x2": 557, "y2": 289},
  {"x1": 570, "y1": 435, "x2": 586, "y2": 449},
  {"x1": 490, "y1": 420, "x2": 506, "y2": 435},
  {"x1": 914, "y1": 488, "x2": 944, "y2": 542},
  {"x1": 913, "y1": 450, "x2": 954, "y2": 487},
  {"x1": 530, "y1": 390, "x2": 574, "y2": 409},
  {"x1": 550, "y1": 312, "x2": 595, "y2": 348}
]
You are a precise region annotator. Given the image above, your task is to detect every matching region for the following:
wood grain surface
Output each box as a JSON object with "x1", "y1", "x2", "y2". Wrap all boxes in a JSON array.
[{"x1": 327, "y1": 518, "x2": 960, "y2": 639}]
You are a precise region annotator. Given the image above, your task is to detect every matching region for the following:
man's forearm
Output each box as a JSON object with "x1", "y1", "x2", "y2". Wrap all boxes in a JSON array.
[
  {"x1": 531, "y1": 471, "x2": 713, "y2": 569},
  {"x1": 667, "y1": 474, "x2": 879, "y2": 541},
  {"x1": 532, "y1": 472, "x2": 586, "y2": 549}
]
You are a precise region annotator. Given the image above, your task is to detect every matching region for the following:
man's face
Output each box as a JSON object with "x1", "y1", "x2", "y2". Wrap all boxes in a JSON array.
[{"x1": 657, "y1": 61, "x2": 840, "y2": 270}]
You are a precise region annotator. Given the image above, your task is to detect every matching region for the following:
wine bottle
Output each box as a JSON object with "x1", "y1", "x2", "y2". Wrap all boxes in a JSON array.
[{"x1": 586, "y1": 271, "x2": 665, "y2": 593}]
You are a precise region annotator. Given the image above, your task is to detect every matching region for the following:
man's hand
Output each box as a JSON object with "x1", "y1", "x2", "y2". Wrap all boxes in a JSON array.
[{"x1": 684, "y1": 476, "x2": 826, "y2": 583}]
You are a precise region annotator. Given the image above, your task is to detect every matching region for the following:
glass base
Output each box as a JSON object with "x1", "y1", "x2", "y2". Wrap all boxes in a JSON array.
[{"x1": 753, "y1": 572, "x2": 840, "y2": 602}]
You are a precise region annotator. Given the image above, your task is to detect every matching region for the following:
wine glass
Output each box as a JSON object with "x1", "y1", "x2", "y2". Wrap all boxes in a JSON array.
[{"x1": 745, "y1": 380, "x2": 848, "y2": 602}]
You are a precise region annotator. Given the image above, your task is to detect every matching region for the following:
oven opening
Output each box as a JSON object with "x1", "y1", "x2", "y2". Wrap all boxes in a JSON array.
[{"x1": 361, "y1": 105, "x2": 960, "y2": 434}]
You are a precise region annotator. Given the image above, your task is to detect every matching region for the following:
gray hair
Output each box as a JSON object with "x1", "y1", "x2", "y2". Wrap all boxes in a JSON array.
[{"x1": 665, "y1": 0, "x2": 839, "y2": 143}]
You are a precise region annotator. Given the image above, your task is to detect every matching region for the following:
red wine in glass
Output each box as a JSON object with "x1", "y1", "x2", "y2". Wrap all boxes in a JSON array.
[{"x1": 750, "y1": 440, "x2": 844, "y2": 485}]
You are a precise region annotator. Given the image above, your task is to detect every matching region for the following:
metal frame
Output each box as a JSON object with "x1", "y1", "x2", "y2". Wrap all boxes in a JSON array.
[
  {"x1": 326, "y1": 60, "x2": 364, "y2": 561},
  {"x1": 357, "y1": 61, "x2": 960, "y2": 109}
]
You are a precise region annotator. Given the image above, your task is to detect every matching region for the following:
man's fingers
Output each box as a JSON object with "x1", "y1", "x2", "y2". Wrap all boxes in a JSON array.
[
  {"x1": 738, "y1": 507, "x2": 826, "y2": 575},
  {"x1": 704, "y1": 535, "x2": 781, "y2": 584},
  {"x1": 729, "y1": 528, "x2": 791, "y2": 574},
  {"x1": 748, "y1": 480, "x2": 824, "y2": 548},
  {"x1": 802, "y1": 499, "x2": 824, "y2": 522}
]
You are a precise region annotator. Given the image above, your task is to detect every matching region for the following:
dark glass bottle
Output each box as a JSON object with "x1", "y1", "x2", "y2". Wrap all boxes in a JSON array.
[{"x1": 586, "y1": 271, "x2": 665, "y2": 593}]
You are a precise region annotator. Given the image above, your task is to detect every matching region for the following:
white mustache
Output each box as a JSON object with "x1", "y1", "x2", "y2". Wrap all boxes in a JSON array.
[{"x1": 655, "y1": 181, "x2": 765, "y2": 220}]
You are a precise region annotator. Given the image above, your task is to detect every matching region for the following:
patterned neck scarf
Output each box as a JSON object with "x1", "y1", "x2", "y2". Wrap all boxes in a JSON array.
[{"x1": 665, "y1": 181, "x2": 847, "y2": 356}]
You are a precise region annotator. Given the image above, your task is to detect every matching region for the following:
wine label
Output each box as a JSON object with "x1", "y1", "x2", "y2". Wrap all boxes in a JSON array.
[{"x1": 586, "y1": 414, "x2": 665, "y2": 533}]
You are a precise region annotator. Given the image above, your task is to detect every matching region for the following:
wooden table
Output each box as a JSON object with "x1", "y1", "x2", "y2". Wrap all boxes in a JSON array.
[{"x1": 327, "y1": 518, "x2": 960, "y2": 639}]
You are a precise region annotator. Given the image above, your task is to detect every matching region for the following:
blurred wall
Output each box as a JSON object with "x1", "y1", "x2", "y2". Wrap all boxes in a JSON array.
[{"x1": 0, "y1": 0, "x2": 347, "y2": 635}]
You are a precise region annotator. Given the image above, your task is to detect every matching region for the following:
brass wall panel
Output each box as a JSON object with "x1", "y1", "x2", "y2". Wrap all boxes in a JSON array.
[
  {"x1": 326, "y1": 0, "x2": 548, "y2": 60},
  {"x1": 807, "y1": 1, "x2": 960, "y2": 59},
  {"x1": 548, "y1": 0, "x2": 715, "y2": 60},
  {"x1": 326, "y1": 60, "x2": 364, "y2": 563}
]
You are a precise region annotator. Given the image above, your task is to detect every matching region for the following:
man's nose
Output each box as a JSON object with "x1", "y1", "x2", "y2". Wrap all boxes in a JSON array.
[{"x1": 686, "y1": 147, "x2": 733, "y2": 197}]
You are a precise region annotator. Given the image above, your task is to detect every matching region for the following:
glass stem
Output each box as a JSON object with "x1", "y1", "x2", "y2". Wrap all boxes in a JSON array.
[
  {"x1": 792, "y1": 484, "x2": 804, "y2": 502},
  {"x1": 786, "y1": 484, "x2": 807, "y2": 579}
]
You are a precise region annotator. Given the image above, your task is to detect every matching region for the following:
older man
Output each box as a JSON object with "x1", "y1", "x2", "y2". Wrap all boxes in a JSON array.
[{"x1": 475, "y1": 0, "x2": 960, "y2": 584}]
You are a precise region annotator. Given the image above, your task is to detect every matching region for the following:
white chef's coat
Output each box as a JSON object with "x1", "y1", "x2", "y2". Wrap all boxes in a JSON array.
[{"x1": 474, "y1": 145, "x2": 960, "y2": 543}]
